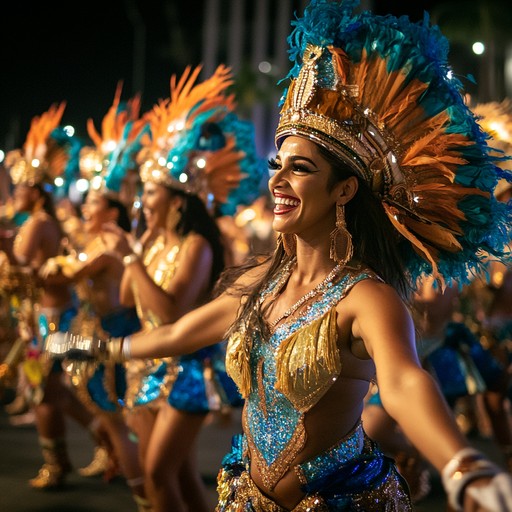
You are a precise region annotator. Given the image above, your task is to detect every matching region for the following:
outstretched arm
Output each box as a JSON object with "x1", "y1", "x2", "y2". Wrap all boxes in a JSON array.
[
  {"x1": 45, "y1": 289, "x2": 242, "y2": 363},
  {"x1": 126, "y1": 290, "x2": 241, "y2": 358},
  {"x1": 349, "y1": 279, "x2": 512, "y2": 511}
]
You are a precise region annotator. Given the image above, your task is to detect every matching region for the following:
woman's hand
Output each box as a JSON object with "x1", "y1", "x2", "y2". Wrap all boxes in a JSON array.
[
  {"x1": 442, "y1": 447, "x2": 512, "y2": 511},
  {"x1": 462, "y1": 474, "x2": 512, "y2": 511}
]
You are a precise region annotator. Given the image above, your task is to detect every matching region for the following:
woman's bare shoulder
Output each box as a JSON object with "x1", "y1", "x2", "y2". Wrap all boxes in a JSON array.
[{"x1": 342, "y1": 275, "x2": 410, "y2": 316}]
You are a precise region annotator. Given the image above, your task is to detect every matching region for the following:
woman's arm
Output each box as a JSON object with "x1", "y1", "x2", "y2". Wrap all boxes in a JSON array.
[
  {"x1": 122, "y1": 234, "x2": 213, "y2": 323},
  {"x1": 350, "y1": 279, "x2": 468, "y2": 470},
  {"x1": 349, "y1": 279, "x2": 512, "y2": 510},
  {"x1": 39, "y1": 252, "x2": 113, "y2": 286},
  {"x1": 12, "y1": 217, "x2": 45, "y2": 265},
  {"x1": 126, "y1": 290, "x2": 241, "y2": 358}
]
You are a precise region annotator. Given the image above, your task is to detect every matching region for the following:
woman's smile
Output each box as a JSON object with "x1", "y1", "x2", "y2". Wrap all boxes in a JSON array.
[{"x1": 273, "y1": 193, "x2": 300, "y2": 214}]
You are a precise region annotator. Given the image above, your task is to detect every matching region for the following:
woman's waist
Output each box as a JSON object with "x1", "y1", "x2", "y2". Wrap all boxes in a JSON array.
[
  {"x1": 246, "y1": 422, "x2": 386, "y2": 508},
  {"x1": 244, "y1": 408, "x2": 365, "y2": 488}
]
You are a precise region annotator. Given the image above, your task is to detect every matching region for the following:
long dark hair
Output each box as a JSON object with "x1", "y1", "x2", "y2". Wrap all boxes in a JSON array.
[
  {"x1": 318, "y1": 144, "x2": 410, "y2": 300},
  {"x1": 33, "y1": 184, "x2": 58, "y2": 220},
  {"x1": 170, "y1": 188, "x2": 225, "y2": 290},
  {"x1": 219, "y1": 139, "x2": 412, "y2": 340},
  {"x1": 105, "y1": 196, "x2": 131, "y2": 233}
]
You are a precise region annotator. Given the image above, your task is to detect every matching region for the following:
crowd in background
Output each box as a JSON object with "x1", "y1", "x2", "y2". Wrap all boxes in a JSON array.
[{"x1": 0, "y1": 0, "x2": 512, "y2": 511}]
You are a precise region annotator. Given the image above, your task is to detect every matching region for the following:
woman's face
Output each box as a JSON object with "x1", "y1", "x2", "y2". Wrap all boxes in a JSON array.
[
  {"x1": 141, "y1": 181, "x2": 171, "y2": 230},
  {"x1": 268, "y1": 136, "x2": 342, "y2": 240},
  {"x1": 81, "y1": 190, "x2": 114, "y2": 234}
]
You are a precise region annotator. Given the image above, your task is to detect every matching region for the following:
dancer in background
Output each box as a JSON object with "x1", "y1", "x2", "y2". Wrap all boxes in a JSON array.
[
  {"x1": 48, "y1": 1, "x2": 512, "y2": 510},
  {"x1": 462, "y1": 101, "x2": 512, "y2": 471},
  {"x1": 4, "y1": 104, "x2": 103, "y2": 489},
  {"x1": 99, "y1": 65, "x2": 264, "y2": 512},
  {"x1": 39, "y1": 87, "x2": 151, "y2": 509}
]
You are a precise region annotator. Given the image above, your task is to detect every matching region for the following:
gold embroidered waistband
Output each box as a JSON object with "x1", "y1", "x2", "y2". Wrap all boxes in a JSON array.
[{"x1": 216, "y1": 469, "x2": 329, "y2": 512}]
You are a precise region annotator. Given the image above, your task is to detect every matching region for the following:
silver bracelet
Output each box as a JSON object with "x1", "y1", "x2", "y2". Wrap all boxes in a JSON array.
[
  {"x1": 441, "y1": 448, "x2": 502, "y2": 510},
  {"x1": 122, "y1": 336, "x2": 132, "y2": 360}
]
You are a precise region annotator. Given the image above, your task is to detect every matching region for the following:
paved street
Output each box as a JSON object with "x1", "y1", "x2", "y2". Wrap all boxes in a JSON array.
[{"x1": 0, "y1": 405, "x2": 506, "y2": 511}]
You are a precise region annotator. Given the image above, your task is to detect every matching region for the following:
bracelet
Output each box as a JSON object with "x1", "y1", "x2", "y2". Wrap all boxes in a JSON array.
[
  {"x1": 441, "y1": 448, "x2": 501, "y2": 510},
  {"x1": 122, "y1": 336, "x2": 132, "y2": 360},
  {"x1": 122, "y1": 253, "x2": 139, "y2": 267},
  {"x1": 107, "y1": 337, "x2": 125, "y2": 362}
]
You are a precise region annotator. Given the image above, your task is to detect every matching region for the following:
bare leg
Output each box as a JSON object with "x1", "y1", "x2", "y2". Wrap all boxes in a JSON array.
[{"x1": 144, "y1": 402, "x2": 208, "y2": 512}]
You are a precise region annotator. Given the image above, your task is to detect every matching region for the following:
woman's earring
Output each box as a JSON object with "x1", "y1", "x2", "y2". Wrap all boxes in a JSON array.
[
  {"x1": 165, "y1": 204, "x2": 181, "y2": 232},
  {"x1": 278, "y1": 233, "x2": 296, "y2": 256},
  {"x1": 330, "y1": 203, "x2": 353, "y2": 265}
]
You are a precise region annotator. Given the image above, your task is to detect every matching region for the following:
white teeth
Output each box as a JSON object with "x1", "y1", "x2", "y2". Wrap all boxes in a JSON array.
[{"x1": 274, "y1": 197, "x2": 299, "y2": 207}]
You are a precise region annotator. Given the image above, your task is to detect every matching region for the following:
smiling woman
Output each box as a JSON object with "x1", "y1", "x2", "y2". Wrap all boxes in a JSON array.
[{"x1": 44, "y1": 0, "x2": 512, "y2": 510}]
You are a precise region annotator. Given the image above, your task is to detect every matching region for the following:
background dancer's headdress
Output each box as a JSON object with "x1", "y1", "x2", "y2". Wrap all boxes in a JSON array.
[
  {"x1": 138, "y1": 64, "x2": 265, "y2": 216},
  {"x1": 79, "y1": 82, "x2": 147, "y2": 197},
  {"x1": 276, "y1": 0, "x2": 512, "y2": 286},
  {"x1": 6, "y1": 103, "x2": 82, "y2": 191},
  {"x1": 472, "y1": 99, "x2": 512, "y2": 199}
]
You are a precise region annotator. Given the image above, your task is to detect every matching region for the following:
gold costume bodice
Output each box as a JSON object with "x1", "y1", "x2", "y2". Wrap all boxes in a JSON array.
[{"x1": 133, "y1": 234, "x2": 193, "y2": 331}]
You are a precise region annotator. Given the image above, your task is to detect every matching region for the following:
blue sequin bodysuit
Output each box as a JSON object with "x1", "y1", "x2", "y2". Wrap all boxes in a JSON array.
[{"x1": 218, "y1": 265, "x2": 412, "y2": 511}]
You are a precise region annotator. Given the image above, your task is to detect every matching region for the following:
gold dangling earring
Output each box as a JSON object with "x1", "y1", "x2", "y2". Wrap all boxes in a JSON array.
[
  {"x1": 279, "y1": 233, "x2": 296, "y2": 257},
  {"x1": 165, "y1": 204, "x2": 181, "y2": 232},
  {"x1": 330, "y1": 203, "x2": 353, "y2": 265}
]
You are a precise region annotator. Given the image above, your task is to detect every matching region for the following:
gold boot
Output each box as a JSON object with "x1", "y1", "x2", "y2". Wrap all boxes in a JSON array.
[
  {"x1": 78, "y1": 445, "x2": 109, "y2": 477},
  {"x1": 29, "y1": 437, "x2": 72, "y2": 489},
  {"x1": 129, "y1": 476, "x2": 153, "y2": 512}
]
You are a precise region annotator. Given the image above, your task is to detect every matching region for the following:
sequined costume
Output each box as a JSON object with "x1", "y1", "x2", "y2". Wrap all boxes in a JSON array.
[
  {"x1": 219, "y1": 267, "x2": 412, "y2": 510},
  {"x1": 127, "y1": 234, "x2": 242, "y2": 413},
  {"x1": 40, "y1": 238, "x2": 143, "y2": 415},
  {"x1": 24, "y1": 304, "x2": 77, "y2": 405},
  {"x1": 422, "y1": 322, "x2": 501, "y2": 406},
  {"x1": 68, "y1": 305, "x2": 141, "y2": 414}
]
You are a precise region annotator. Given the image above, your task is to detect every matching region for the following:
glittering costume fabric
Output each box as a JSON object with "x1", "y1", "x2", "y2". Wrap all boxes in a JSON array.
[
  {"x1": 221, "y1": 267, "x2": 412, "y2": 510},
  {"x1": 61, "y1": 304, "x2": 141, "y2": 414},
  {"x1": 129, "y1": 234, "x2": 243, "y2": 413},
  {"x1": 423, "y1": 322, "x2": 501, "y2": 406},
  {"x1": 168, "y1": 343, "x2": 243, "y2": 413},
  {"x1": 78, "y1": 307, "x2": 141, "y2": 413},
  {"x1": 23, "y1": 305, "x2": 77, "y2": 405}
]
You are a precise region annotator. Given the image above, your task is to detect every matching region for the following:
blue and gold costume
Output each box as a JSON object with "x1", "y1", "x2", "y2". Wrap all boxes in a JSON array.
[
  {"x1": 71, "y1": 305, "x2": 141, "y2": 414},
  {"x1": 219, "y1": 267, "x2": 412, "y2": 510},
  {"x1": 127, "y1": 233, "x2": 242, "y2": 414}
]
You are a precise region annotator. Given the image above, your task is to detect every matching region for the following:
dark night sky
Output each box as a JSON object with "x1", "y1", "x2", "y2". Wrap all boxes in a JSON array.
[{"x1": 1, "y1": 0, "x2": 506, "y2": 153}]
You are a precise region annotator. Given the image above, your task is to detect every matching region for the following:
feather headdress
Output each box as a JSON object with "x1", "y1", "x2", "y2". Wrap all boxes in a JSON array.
[
  {"x1": 138, "y1": 65, "x2": 265, "y2": 215},
  {"x1": 79, "y1": 82, "x2": 147, "y2": 196},
  {"x1": 275, "y1": 0, "x2": 512, "y2": 285},
  {"x1": 6, "y1": 103, "x2": 80, "y2": 188}
]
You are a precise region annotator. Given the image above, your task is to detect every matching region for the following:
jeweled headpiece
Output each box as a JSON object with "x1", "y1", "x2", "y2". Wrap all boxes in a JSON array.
[
  {"x1": 138, "y1": 65, "x2": 265, "y2": 215},
  {"x1": 79, "y1": 82, "x2": 147, "y2": 196},
  {"x1": 6, "y1": 103, "x2": 80, "y2": 189},
  {"x1": 276, "y1": 0, "x2": 512, "y2": 284}
]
